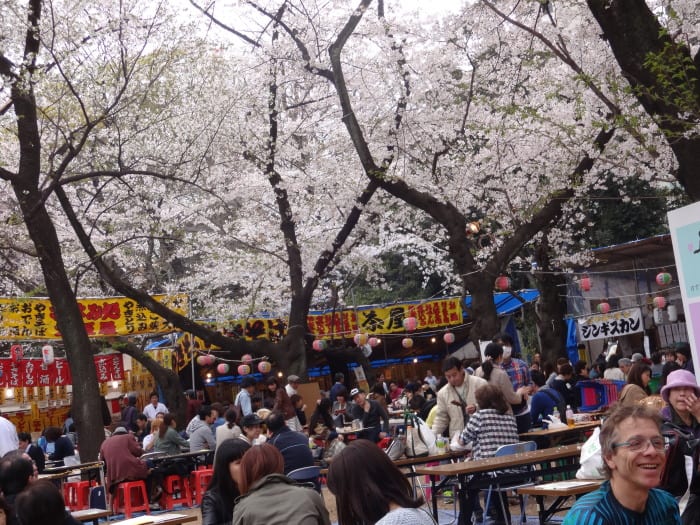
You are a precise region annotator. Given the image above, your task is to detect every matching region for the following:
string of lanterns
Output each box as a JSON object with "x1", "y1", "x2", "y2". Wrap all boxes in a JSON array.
[{"x1": 196, "y1": 352, "x2": 272, "y2": 376}]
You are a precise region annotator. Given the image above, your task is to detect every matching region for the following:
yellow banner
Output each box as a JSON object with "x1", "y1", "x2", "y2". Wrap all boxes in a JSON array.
[{"x1": 0, "y1": 294, "x2": 189, "y2": 340}]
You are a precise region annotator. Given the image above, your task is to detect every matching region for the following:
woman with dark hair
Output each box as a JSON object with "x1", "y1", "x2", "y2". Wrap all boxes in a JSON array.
[
  {"x1": 14, "y1": 479, "x2": 80, "y2": 525},
  {"x1": 44, "y1": 426, "x2": 75, "y2": 466},
  {"x1": 154, "y1": 414, "x2": 188, "y2": 455},
  {"x1": 619, "y1": 363, "x2": 652, "y2": 406},
  {"x1": 215, "y1": 408, "x2": 241, "y2": 447},
  {"x1": 200, "y1": 439, "x2": 250, "y2": 525},
  {"x1": 265, "y1": 377, "x2": 302, "y2": 431},
  {"x1": 232, "y1": 444, "x2": 329, "y2": 524},
  {"x1": 476, "y1": 343, "x2": 529, "y2": 413},
  {"x1": 327, "y1": 440, "x2": 433, "y2": 524},
  {"x1": 310, "y1": 398, "x2": 335, "y2": 437}
]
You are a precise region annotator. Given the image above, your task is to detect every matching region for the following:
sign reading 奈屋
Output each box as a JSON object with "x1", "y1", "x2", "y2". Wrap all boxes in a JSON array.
[{"x1": 577, "y1": 308, "x2": 643, "y2": 341}]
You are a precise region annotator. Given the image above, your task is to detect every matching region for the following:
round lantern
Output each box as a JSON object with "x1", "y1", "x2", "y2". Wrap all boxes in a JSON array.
[
  {"x1": 241, "y1": 354, "x2": 253, "y2": 364},
  {"x1": 257, "y1": 361, "x2": 272, "y2": 374},
  {"x1": 237, "y1": 364, "x2": 251, "y2": 375},
  {"x1": 402, "y1": 316, "x2": 418, "y2": 332},
  {"x1": 668, "y1": 304, "x2": 678, "y2": 322},
  {"x1": 597, "y1": 302, "x2": 611, "y2": 314},
  {"x1": 353, "y1": 333, "x2": 368, "y2": 346},
  {"x1": 494, "y1": 275, "x2": 511, "y2": 292},
  {"x1": 217, "y1": 363, "x2": 230, "y2": 374},
  {"x1": 10, "y1": 345, "x2": 23, "y2": 362},
  {"x1": 41, "y1": 344, "x2": 55, "y2": 365},
  {"x1": 443, "y1": 332, "x2": 455, "y2": 344},
  {"x1": 656, "y1": 272, "x2": 672, "y2": 286},
  {"x1": 312, "y1": 339, "x2": 327, "y2": 352},
  {"x1": 653, "y1": 296, "x2": 666, "y2": 309},
  {"x1": 653, "y1": 308, "x2": 664, "y2": 325},
  {"x1": 196, "y1": 355, "x2": 209, "y2": 366},
  {"x1": 368, "y1": 337, "x2": 380, "y2": 348},
  {"x1": 580, "y1": 275, "x2": 592, "y2": 292},
  {"x1": 402, "y1": 337, "x2": 414, "y2": 349}
]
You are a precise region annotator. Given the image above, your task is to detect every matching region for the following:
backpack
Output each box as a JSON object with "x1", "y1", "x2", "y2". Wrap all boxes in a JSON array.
[
  {"x1": 540, "y1": 388, "x2": 566, "y2": 421},
  {"x1": 660, "y1": 422, "x2": 700, "y2": 498}
]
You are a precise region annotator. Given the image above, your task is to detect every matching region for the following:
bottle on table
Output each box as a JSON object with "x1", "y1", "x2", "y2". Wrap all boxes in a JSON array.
[{"x1": 566, "y1": 405, "x2": 575, "y2": 428}]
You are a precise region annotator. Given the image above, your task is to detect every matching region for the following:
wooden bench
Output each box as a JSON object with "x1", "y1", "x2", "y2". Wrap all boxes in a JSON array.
[
  {"x1": 71, "y1": 508, "x2": 112, "y2": 525},
  {"x1": 517, "y1": 479, "x2": 603, "y2": 525}
]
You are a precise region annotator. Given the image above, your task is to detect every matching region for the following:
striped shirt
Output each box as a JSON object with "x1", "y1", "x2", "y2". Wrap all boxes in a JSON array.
[
  {"x1": 460, "y1": 409, "x2": 519, "y2": 460},
  {"x1": 563, "y1": 481, "x2": 680, "y2": 525}
]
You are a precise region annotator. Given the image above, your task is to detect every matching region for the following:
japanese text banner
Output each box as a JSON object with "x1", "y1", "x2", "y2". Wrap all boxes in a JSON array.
[
  {"x1": 577, "y1": 308, "x2": 643, "y2": 341},
  {"x1": 0, "y1": 354, "x2": 124, "y2": 387},
  {"x1": 0, "y1": 294, "x2": 189, "y2": 340}
]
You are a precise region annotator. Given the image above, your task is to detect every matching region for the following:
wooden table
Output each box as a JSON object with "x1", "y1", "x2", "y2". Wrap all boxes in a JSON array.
[
  {"x1": 71, "y1": 508, "x2": 112, "y2": 525},
  {"x1": 415, "y1": 443, "x2": 583, "y2": 522},
  {"x1": 111, "y1": 512, "x2": 197, "y2": 524},
  {"x1": 517, "y1": 479, "x2": 603, "y2": 525},
  {"x1": 519, "y1": 421, "x2": 600, "y2": 447}
]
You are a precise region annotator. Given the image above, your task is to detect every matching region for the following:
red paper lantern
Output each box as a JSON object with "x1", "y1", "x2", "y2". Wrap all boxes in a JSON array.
[
  {"x1": 237, "y1": 364, "x2": 251, "y2": 375},
  {"x1": 443, "y1": 332, "x2": 455, "y2": 344},
  {"x1": 312, "y1": 339, "x2": 327, "y2": 352},
  {"x1": 580, "y1": 275, "x2": 592, "y2": 292},
  {"x1": 368, "y1": 337, "x2": 380, "y2": 348},
  {"x1": 217, "y1": 363, "x2": 230, "y2": 374},
  {"x1": 402, "y1": 317, "x2": 418, "y2": 332},
  {"x1": 258, "y1": 361, "x2": 271, "y2": 374},
  {"x1": 653, "y1": 296, "x2": 666, "y2": 309},
  {"x1": 353, "y1": 333, "x2": 368, "y2": 346},
  {"x1": 10, "y1": 345, "x2": 23, "y2": 362},
  {"x1": 656, "y1": 272, "x2": 672, "y2": 286},
  {"x1": 242, "y1": 354, "x2": 253, "y2": 364},
  {"x1": 402, "y1": 337, "x2": 414, "y2": 349},
  {"x1": 494, "y1": 275, "x2": 511, "y2": 291},
  {"x1": 597, "y1": 302, "x2": 611, "y2": 314}
]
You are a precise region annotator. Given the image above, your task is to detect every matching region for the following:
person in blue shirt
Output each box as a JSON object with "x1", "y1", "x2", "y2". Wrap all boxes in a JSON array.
[{"x1": 563, "y1": 404, "x2": 680, "y2": 525}]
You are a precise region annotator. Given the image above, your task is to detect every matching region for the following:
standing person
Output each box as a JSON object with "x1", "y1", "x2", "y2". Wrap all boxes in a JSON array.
[
  {"x1": 186, "y1": 390, "x2": 203, "y2": 422},
  {"x1": 232, "y1": 444, "x2": 330, "y2": 525},
  {"x1": 266, "y1": 377, "x2": 302, "y2": 432},
  {"x1": 142, "y1": 392, "x2": 168, "y2": 421},
  {"x1": 16, "y1": 432, "x2": 45, "y2": 474},
  {"x1": 235, "y1": 377, "x2": 256, "y2": 417},
  {"x1": 327, "y1": 440, "x2": 434, "y2": 525},
  {"x1": 431, "y1": 356, "x2": 487, "y2": 441},
  {"x1": 563, "y1": 405, "x2": 679, "y2": 525},
  {"x1": 120, "y1": 394, "x2": 139, "y2": 432},
  {"x1": 215, "y1": 408, "x2": 241, "y2": 448},
  {"x1": 493, "y1": 333, "x2": 533, "y2": 432},
  {"x1": 619, "y1": 363, "x2": 653, "y2": 407},
  {"x1": 285, "y1": 375, "x2": 300, "y2": 397},
  {"x1": 329, "y1": 373, "x2": 345, "y2": 403},
  {"x1": 200, "y1": 439, "x2": 250, "y2": 525},
  {"x1": 349, "y1": 388, "x2": 389, "y2": 443}
]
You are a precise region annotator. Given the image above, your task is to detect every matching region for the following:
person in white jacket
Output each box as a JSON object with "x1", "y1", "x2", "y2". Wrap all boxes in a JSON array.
[{"x1": 431, "y1": 357, "x2": 487, "y2": 440}]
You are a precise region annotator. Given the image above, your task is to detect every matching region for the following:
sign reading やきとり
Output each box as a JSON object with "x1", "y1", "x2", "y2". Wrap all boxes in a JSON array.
[
  {"x1": 0, "y1": 294, "x2": 189, "y2": 340},
  {"x1": 577, "y1": 308, "x2": 644, "y2": 341}
]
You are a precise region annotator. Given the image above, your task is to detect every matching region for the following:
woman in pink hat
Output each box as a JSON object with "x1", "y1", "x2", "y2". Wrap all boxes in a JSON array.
[{"x1": 659, "y1": 369, "x2": 700, "y2": 525}]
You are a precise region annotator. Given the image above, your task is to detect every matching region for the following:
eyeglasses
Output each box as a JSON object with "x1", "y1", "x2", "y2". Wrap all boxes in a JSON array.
[{"x1": 612, "y1": 436, "x2": 665, "y2": 452}]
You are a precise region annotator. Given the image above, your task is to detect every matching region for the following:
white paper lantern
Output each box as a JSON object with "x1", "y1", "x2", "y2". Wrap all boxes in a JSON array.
[
  {"x1": 653, "y1": 307, "x2": 664, "y2": 325},
  {"x1": 668, "y1": 304, "x2": 678, "y2": 322},
  {"x1": 41, "y1": 345, "x2": 55, "y2": 365}
]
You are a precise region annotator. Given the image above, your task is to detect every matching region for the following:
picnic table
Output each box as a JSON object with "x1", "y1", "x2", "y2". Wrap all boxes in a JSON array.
[
  {"x1": 519, "y1": 421, "x2": 600, "y2": 447},
  {"x1": 517, "y1": 479, "x2": 603, "y2": 525}
]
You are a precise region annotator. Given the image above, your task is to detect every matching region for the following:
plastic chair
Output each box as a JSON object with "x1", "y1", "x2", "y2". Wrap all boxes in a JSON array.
[
  {"x1": 190, "y1": 468, "x2": 213, "y2": 505},
  {"x1": 161, "y1": 474, "x2": 192, "y2": 509},
  {"x1": 480, "y1": 441, "x2": 537, "y2": 525},
  {"x1": 288, "y1": 466, "x2": 321, "y2": 492},
  {"x1": 63, "y1": 480, "x2": 96, "y2": 511},
  {"x1": 112, "y1": 480, "x2": 150, "y2": 518}
]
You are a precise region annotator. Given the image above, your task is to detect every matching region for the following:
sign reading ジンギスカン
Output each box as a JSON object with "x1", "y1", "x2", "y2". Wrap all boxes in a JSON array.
[
  {"x1": 0, "y1": 294, "x2": 189, "y2": 340},
  {"x1": 577, "y1": 308, "x2": 644, "y2": 341}
]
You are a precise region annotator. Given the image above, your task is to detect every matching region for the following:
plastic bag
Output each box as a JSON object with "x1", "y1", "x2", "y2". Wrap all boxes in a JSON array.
[
  {"x1": 575, "y1": 427, "x2": 606, "y2": 479},
  {"x1": 405, "y1": 416, "x2": 437, "y2": 457},
  {"x1": 543, "y1": 414, "x2": 568, "y2": 430},
  {"x1": 385, "y1": 437, "x2": 406, "y2": 460}
]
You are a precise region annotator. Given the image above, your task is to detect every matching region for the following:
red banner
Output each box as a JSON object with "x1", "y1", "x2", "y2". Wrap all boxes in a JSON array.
[{"x1": 0, "y1": 354, "x2": 124, "y2": 387}]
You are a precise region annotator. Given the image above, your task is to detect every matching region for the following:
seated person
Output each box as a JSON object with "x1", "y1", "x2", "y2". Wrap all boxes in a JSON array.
[
  {"x1": 17, "y1": 432, "x2": 45, "y2": 474},
  {"x1": 99, "y1": 426, "x2": 153, "y2": 499},
  {"x1": 266, "y1": 411, "x2": 318, "y2": 490},
  {"x1": 44, "y1": 426, "x2": 75, "y2": 466},
  {"x1": 15, "y1": 478, "x2": 81, "y2": 525}
]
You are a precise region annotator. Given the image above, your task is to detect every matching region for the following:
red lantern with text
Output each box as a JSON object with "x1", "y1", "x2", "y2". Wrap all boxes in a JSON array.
[
  {"x1": 494, "y1": 275, "x2": 511, "y2": 291},
  {"x1": 10, "y1": 345, "x2": 23, "y2": 362},
  {"x1": 368, "y1": 337, "x2": 380, "y2": 348},
  {"x1": 580, "y1": 275, "x2": 592, "y2": 292},
  {"x1": 653, "y1": 296, "x2": 666, "y2": 309},
  {"x1": 597, "y1": 302, "x2": 611, "y2": 314},
  {"x1": 242, "y1": 354, "x2": 253, "y2": 364},
  {"x1": 312, "y1": 339, "x2": 327, "y2": 352},
  {"x1": 217, "y1": 363, "x2": 230, "y2": 375},
  {"x1": 656, "y1": 272, "x2": 672, "y2": 286},
  {"x1": 237, "y1": 364, "x2": 251, "y2": 375},
  {"x1": 402, "y1": 317, "x2": 418, "y2": 332},
  {"x1": 353, "y1": 333, "x2": 368, "y2": 346},
  {"x1": 402, "y1": 338, "x2": 414, "y2": 349},
  {"x1": 258, "y1": 361, "x2": 271, "y2": 374},
  {"x1": 443, "y1": 332, "x2": 455, "y2": 344}
]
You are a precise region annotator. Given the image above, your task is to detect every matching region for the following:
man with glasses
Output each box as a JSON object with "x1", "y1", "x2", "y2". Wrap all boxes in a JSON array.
[{"x1": 563, "y1": 405, "x2": 679, "y2": 524}]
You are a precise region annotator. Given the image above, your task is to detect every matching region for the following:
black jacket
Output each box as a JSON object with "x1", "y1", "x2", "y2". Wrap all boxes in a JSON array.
[{"x1": 201, "y1": 487, "x2": 233, "y2": 525}]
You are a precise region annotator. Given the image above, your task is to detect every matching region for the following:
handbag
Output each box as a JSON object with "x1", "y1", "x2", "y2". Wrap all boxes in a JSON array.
[
  {"x1": 405, "y1": 414, "x2": 437, "y2": 457},
  {"x1": 385, "y1": 437, "x2": 406, "y2": 460}
]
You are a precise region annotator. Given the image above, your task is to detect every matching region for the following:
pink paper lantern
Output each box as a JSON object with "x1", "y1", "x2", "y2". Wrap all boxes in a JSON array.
[
  {"x1": 258, "y1": 361, "x2": 271, "y2": 374},
  {"x1": 402, "y1": 316, "x2": 418, "y2": 332},
  {"x1": 656, "y1": 272, "x2": 672, "y2": 286},
  {"x1": 494, "y1": 275, "x2": 511, "y2": 291},
  {"x1": 597, "y1": 302, "x2": 611, "y2": 314},
  {"x1": 237, "y1": 364, "x2": 251, "y2": 375},
  {"x1": 196, "y1": 355, "x2": 208, "y2": 366},
  {"x1": 443, "y1": 332, "x2": 455, "y2": 344},
  {"x1": 368, "y1": 337, "x2": 380, "y2": 348},
  {"x1": 353, "y1": 333, "x2": 368, "y2": 346},
  {"x1": 312, "y1": 339, "x2": 327, "y2": 352},
  {"x1": 402, "y1": 337, "x2": 414, "y2": 349},
  {"x1": 217, "y1": 363, "x2": 230, "y2": 374},
  {"x1": 242, "y1": 354, "x2": 253, "y2": 364},
  {"x1": 653, "y1": 296, "x2": 666, "y2": 309},
  {"x1": 580, "y1": 275, "x2": 592, "y2": 292}
]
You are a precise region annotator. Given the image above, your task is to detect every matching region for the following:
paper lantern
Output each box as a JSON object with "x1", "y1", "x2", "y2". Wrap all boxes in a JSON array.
[
  {"x1": 653, "y1": 308, "x2": 664, "y2": 325},
  {"x1": 443, "y1": 332, "x2": 455, "y2": 344},
  {"x1": 312, "y1": 339, "x2": 327, "y2": 352},
  {"x1": 494, "y1": 275, "x2": 511, "y2": 291},
  {"x1": 237, "y1": 364, "x2": 251, "y2": 375},
  {"x1": 580, "y1": 275, "x2": 592, "y2": 292},
  {"x1": 196, "y1": 355, "x2": 209, "y2": 366},
  {"x1": 402, "y1": 316, "x2": 418, "y2": 332},
  {"x1": 368, "y1": 337, "x2": 380, "y2": 348},
  {"x1": 597, "y1": 302, "x2": 610, "y2": 314},
  {"x1": 258, "y1": 361, "x2": 271, "y2": 374},
  {"x1": 41, "y1": 345, "x2": 54, "y2": 365},
  {"x1": 668, "y1": 304, "x2": 678, "y2": 322},
  {"x1": 217, "y1": 363, "x2": 230, "y2": 374},
  {"x1": 402, "y1": 337, "x2": 414, "y2": 349},
  {"x1": 10, "y1": 345, "x2": 23, "y2": 362},
  {"x1": 242, "y1": 354, "x2": 253, "y2": 364},
  {"x1": 353, "y1": 333, "x2": 368, "y2": 346},
  {"x1": 656, "y1": 272, "x2": 672, "y2": 286},
  {"x1": 653, "y1": 296, "x2": 666, "y2": 309}
]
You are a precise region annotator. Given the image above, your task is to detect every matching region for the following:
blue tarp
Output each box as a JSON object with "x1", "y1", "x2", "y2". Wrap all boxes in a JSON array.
[{"x1": 462, "y1": 289, "x2": 540, "y2": 318}]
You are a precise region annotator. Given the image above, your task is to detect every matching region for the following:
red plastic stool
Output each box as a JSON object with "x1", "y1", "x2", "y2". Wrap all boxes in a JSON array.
[
  {"x1": 190, "y1": 468, "x2": 213, "y2": 505},
  {"x1": 63, "y1": 480, "x2": 96, "y2": 511},
  {"x1": 162, "y1": 474, "x2": 192, "y2": 510},
  {"x1": 112, "y1": 480, "x2": 150, "y2": 518}
]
